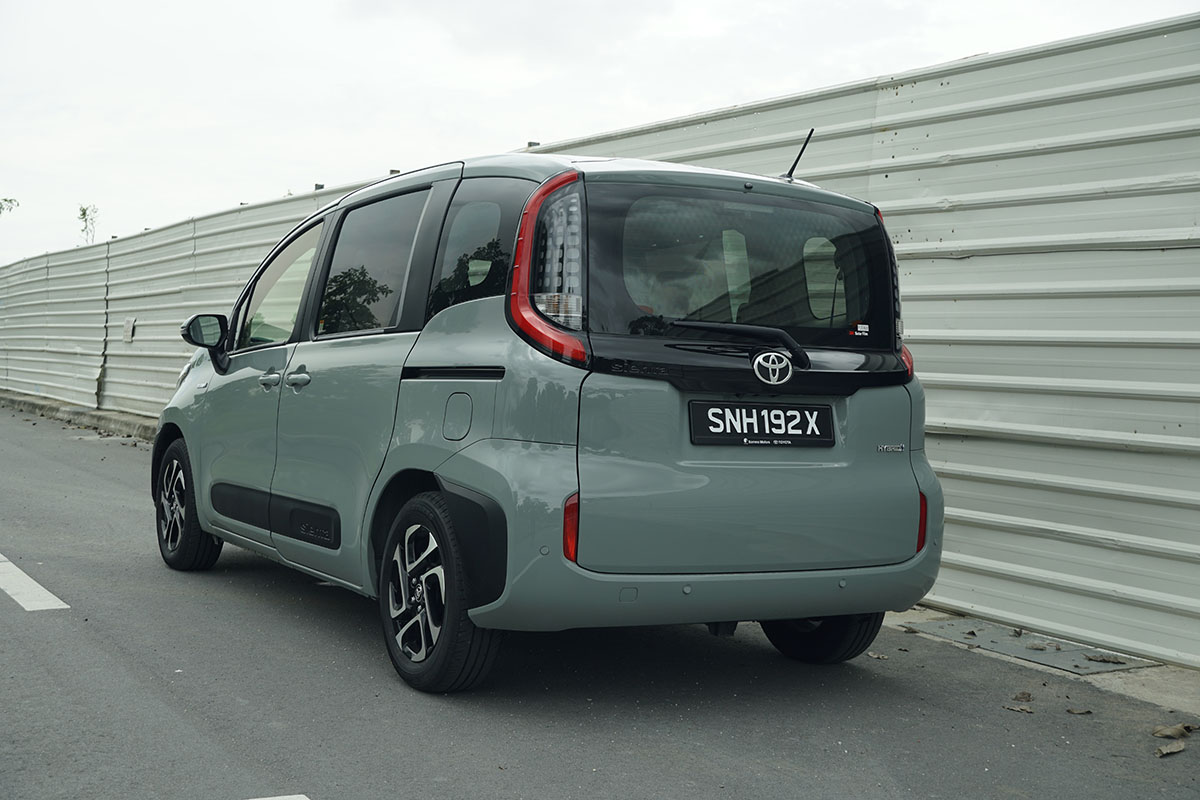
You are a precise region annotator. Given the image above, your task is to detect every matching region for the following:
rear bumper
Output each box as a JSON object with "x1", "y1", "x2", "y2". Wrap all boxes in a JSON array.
[
  {"x1": 468, "y1": 541, "x2": 941, "y2": 631},
  {"x1": 438, "y1": 437, "x2": 944, "y2": 632}
]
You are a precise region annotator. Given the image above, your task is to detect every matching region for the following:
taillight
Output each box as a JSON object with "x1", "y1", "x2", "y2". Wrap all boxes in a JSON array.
[
  {"x1": 876, "y1": 205, "x2": 908, "y2": 375},
  {"x1": 508, "y1": 170, "x2": 588, "y2": 366},
  {"x1": 917, "y1": 491, "x2": 928, "y2": 553},
  {"x1": 563, "y1": 492, "x2": 580, "y2": 562}
]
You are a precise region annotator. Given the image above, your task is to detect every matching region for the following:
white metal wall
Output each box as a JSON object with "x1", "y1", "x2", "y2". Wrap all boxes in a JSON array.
[
  {"x1": 0, "y1": 246, "x2": 108, "y2": 409},
  {"x1": 99, "y1": 192, "x2": 352, "y2": 416},
  {"x1": 0, "y1": 15, "x2": 1196, "y2": 667},
  {"x1": 529, "y1": 15, "x2": 1200, "y2": 667},
  {"x1": 0, "y1": 187, "x2": 355, "y2": 417}
]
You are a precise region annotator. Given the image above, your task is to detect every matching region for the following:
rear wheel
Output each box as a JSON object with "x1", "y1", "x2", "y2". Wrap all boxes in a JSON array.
[
  {"x1": 156, "y1": 439, "x2": 222, "y2": 570},
  {"x1": 379, "y1": 492, "x2": 501, "y2": 692},
  {"x1": 760, "y1": 612, "x2": 885, "y2": 664}
]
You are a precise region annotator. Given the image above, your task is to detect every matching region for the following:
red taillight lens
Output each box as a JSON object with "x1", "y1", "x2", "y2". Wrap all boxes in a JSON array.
[
  {"x1": 917, "y1": 491, "x2": 928, "y2": 553},
  {"x1": 563, "y1": 492, "x2": 580, "y2": 562},
  {"x1": 509, "y1": 170, "x2": 588, "y2": 366},
  {"x1": 901, "y1": 344, "x2": 914, "y2": 378}
]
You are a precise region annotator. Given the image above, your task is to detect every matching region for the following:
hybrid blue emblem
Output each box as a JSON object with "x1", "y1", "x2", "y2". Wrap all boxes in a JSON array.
[{"x1": 752, "y1": 351, "x2": 793, "y2": 385}]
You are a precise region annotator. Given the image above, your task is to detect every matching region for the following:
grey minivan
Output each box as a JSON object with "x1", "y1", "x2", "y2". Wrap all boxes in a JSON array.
[{"x1": 154, "y1": 154, "x2": 943, "y2": 692}]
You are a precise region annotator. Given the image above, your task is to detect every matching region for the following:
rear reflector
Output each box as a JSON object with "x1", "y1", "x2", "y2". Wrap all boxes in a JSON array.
[
  {"x1": 563, "y1": 492, "x2": 580, "y2": 562},
  {"x1": 917, "y1": 491, "x2": 928, "y2": 553}
]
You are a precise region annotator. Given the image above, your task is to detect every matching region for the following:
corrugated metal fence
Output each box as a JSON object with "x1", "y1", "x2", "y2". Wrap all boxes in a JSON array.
[
  {"x1": 0, "y1": 247, "x2": 108, "y2": 409},
  {"x1": 0, "y1": 189, "x2": 355, "y2": 417},
  {"x1": 526, "y1": 15, "x2": 1200, "y2": 667},
  {"x1": 1, "y1": 15, "x2": 1196, "y2": 667}
]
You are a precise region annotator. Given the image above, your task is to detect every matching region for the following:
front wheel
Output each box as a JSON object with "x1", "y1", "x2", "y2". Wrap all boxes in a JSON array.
[
  {"x1": 156, "y1": 439, "x2": 222, "y2": 570},
  {"x1": 379, "y1": 492, "x2": 501, "y2": 692},
  {"x1": 760, "y1": 612, "x2": 885, "y2": 664}
]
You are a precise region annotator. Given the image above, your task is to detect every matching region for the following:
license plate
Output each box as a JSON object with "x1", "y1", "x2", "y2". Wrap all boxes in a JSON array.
[{"x1": 688, "y1": 401, "x2": 834, "y2": 447}]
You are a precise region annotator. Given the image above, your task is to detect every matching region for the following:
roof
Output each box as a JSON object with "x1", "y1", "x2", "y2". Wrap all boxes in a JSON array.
[{"x1": 338, "y1": 152, "x2": 873, "y2": 214}]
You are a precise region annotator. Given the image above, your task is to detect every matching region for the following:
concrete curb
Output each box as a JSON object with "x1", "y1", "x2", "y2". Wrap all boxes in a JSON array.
[
  {"x1": 887, "y1": 607, "x2": 1200, "y2": 716},
  {"x1": 0, "y1": 389, "x2": 157, "y2": 441}
]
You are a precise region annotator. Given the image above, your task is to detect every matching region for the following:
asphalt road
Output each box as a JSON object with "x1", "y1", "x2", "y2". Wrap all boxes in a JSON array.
[{"x1": 1, "y1": 408, "x2": 1195, "y2": 800}]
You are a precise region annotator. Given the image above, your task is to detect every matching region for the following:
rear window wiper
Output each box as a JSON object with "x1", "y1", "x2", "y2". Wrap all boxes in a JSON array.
[{"x1": 668, "y1": 320, "x2": 812, "y2": 369}]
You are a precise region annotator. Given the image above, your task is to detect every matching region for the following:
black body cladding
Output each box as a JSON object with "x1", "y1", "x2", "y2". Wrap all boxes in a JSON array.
[{"x1": 437, "y1": 479, "x2": 508, "y2": 609}]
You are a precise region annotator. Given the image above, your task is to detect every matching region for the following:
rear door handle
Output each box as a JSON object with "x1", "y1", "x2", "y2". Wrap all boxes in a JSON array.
[
  {"x1": 285, "y1": 371, "x2": 311, "y2": 388},
  {"x1": 258, "y1": 370, "x2": 281, "y2": 390}
]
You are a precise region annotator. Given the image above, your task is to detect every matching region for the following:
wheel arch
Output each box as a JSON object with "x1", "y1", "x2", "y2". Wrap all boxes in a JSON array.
[
  {"x1": 151, "y1": 423, "x2": 185, "y2": 501},
  {"x1": 434, "y1": 478, "x2": 508, "y2": 611},
  {"x1": 366, "y1": 469, "x2": 440, "y2": 597},
  {"x1": 365, "y1": 469, "x2": 508, "y2": 609}
]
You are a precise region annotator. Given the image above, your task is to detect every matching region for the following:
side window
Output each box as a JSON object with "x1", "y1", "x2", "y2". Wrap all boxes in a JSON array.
[
  {"x1": 235, "y1": 223, "x2": 324, "y2": 350},
  {"x1": 803, "y1": 237, "x2": 844, "y2": 320},
  {"x1": 316, "y1": 190, "x2": 430, "y2": 336},
  {"x1": 722, "y1": 230, "x2": 751, "y2": 321},
  {"x1": 426, "y1": 177, "x2": 535, "y2": 320},
  {"x1": 621, "y1": 199, "x2": 742, "y2": 324}
]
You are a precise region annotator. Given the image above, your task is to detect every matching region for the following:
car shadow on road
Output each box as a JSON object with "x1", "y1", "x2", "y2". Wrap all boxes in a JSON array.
[
  {"x1": 466, "y1": 623, "x2": 921, "y2": 714},
  {"x1": 194, "y1": 548, "x2": 920, "y2": 713}
]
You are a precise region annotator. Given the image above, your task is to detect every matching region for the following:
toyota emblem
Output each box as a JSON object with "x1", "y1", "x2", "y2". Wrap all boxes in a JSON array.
[{"x1": 752, "y1": 351, "x2": 793, "y2": 385}]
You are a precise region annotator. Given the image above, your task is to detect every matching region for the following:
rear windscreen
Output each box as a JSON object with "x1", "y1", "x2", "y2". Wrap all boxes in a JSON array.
[{"x1": 586, "y1": 183, "x2": 893, "y2": 349}]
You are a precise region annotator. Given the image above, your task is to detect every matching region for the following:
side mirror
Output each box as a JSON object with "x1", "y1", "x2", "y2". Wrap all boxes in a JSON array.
[{"x1": 181, "y1": 314, "x2": 228, "y2": 349}]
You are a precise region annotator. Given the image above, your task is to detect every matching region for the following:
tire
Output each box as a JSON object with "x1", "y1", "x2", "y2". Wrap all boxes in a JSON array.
[
  {"x1": 156, "y1": 439, "x2": 222, "y2": 570},
  {"x1": 760, "y1": 612, "x2": 885, "y2": 664},
  {"x1": 378, "y1": 492, "x2": 501, "y2": 693}
]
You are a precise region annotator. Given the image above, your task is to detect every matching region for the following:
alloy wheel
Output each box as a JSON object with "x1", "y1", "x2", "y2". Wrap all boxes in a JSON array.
[
  {"x1": 159, "y1": 459, "x2": 187, "y2": 552},
  {"x1": 387, "y1": 523, "x2": 446, "y2": 662}
]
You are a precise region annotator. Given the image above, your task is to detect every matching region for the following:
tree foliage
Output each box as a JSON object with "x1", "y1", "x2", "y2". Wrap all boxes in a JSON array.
[
  {"x1": 316, "y1": 265, "x2": 393, "y2": 334},
  {"x1": 426, "y1": 238, "x2": 509, "y2": 317},
  {"x1": 78, "y1": 203, "x2": 98, "y2": 244}
]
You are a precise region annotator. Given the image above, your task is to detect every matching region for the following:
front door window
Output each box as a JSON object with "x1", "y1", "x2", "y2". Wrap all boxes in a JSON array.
[{"x1": 236, "y1": 223, "x2": 324, "y2": 349}]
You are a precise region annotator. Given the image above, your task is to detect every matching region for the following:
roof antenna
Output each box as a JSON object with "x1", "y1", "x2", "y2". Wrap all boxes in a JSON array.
[{"x1": 780, "y1": 128, "x2": 815, "y2": 182}]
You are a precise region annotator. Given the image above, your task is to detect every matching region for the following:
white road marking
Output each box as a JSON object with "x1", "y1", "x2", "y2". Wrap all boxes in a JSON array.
[
  {"x1": 0, "y1": 551, "x2": 69, "y2": 610},
  {"x1": 245, "y1": 796, "x2": 311, "y2": 800}
]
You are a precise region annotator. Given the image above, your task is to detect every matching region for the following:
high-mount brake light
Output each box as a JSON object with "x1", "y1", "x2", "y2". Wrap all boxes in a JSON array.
[
  {"x1": 508, "y1": 170, "x2": 588, "y2": 366},
  {"x1": 563, "y1": 492, "x2": 580, "y2": 562},
  {"x1": 917, "y1": 491, "x2": 928, "y2": 553},
  {"x1": 901, "y1": 345, "x2": 914, "y2": 378}
]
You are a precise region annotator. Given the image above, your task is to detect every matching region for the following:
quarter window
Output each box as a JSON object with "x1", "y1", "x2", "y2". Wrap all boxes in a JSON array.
[
  {"x1": 426, "y1": 177, "x2": 535, "y2": 320},
  {"x1": 235, "y1": 223, "x2": 324, "y2": 350},
  {"x1": 316, "y1": 190, "x2": 430, "y2": 336}
]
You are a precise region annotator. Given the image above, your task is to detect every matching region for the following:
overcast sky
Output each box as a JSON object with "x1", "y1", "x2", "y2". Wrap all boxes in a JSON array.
[{"x1": 0, "y1": 0, "x2": 1194, "y2": 266}]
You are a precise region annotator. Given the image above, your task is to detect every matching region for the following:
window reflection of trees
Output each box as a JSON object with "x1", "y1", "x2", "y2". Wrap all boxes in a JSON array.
[
  {"x1": 318, "y1": 265, "x2": 393, "y2": 334},
  {"x1": 428, "y1": 238, "x2": 510, "y2": 315}
]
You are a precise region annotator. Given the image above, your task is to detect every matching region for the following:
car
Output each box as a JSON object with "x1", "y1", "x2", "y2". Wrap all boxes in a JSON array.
[{"x1": 153, "y1": 153, "x2": 943, "y2": 692}]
